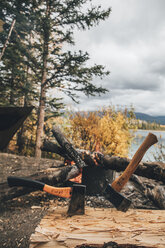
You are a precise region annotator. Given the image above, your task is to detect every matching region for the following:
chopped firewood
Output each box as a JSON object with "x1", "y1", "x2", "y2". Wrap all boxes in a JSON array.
[
  {"x1": 129, "y1": 175, "x2": 165, "y2": 210},
  {"x1": 29, "y1": 206, "x2": 165, "y2": 248},
  {"x1": 146, "y1": 186, "x2": 165, "y2": 209},
  {"x1": 42, "y1": 139, "x2": 165, "y2": 183},
  {"x1": 1, "y1": 127, "x2": 164, "y2": 207}
]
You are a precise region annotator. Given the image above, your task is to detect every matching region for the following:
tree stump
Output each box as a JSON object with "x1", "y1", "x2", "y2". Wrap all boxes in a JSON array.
[{"x1": 82, "y1": 167, "x2": 114, "y2": 195}]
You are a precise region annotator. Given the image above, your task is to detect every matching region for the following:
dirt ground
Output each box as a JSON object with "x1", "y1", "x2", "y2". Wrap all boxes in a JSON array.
[
  {"x1": 0, "y1": 191, "x2": 114, "y2": 248},
  {"x1": 0, "y1": 153, "x2": 161, "y2": 248},
  {"x1": 0, "y1": 191, "x2": 57, "y2": 248},
  {"x1": 0, "y1": 190, "x2": 158, "y2": 248}
]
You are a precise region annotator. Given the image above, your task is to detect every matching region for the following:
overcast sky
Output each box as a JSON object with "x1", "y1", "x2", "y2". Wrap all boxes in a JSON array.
[{"x1": 63, "y1": 0, "x2": 165, "y2": 116}]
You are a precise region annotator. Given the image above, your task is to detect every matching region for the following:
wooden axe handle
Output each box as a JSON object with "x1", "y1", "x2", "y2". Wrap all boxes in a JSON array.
[
  {"x1": 111, "y1": 133, "x2": 158, "y2": 192},
  {"x1": 8, "y1": 176, "x2": 72, "y2": 198},
  {"x1": 43, "y1": 184, "x2": 72, "y2": 198}
]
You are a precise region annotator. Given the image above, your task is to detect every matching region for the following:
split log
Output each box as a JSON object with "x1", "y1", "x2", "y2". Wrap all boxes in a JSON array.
[
  {"x1": 130, "y1": 174, "x2": 146, "y2": 193},
  {"x1": 130, "y1": 175, "x2": 165, "y2": 209},
  {"x1": 146, "y1": 186, "x2": 165, "y2": 209}
]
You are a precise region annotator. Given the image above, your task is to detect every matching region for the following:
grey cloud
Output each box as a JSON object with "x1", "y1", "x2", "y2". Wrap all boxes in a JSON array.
[
  {"x1": 63, "y1": 0, "x2": 165, "y2": 115},
  {"x1": 86, "y1": 0, "x2": 165, "y2": 45}
]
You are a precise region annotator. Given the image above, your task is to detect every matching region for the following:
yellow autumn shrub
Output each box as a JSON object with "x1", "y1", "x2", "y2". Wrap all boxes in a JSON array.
[{"x1": 68, "y1": 107, "x2": 135, "y2": 157}]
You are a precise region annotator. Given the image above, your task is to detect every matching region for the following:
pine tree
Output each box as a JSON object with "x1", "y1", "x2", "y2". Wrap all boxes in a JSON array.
[
  {"x1": 0, "y1": 0, "x2": 38, "y2": 106},
  {"x1": 0, "y1": 0, "x2": 111, "y2": 158},
  {"x1": 30, "y1": 0, "x2": 111, "y2": 158}
]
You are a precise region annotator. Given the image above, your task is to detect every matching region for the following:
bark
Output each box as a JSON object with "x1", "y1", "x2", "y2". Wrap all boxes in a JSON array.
[
  {"x1": 0, "y1": 19, "x2": 16, "y2": 61},
  {"x1": 9, "y1": 69, "x2": 15, "y2": 105},
  {"x1": 35, "y1": 88, "x2": 46, "y2": 158},
  {"x1": 35, "y1": 3, "x2": 50, "y2": 158},
  {"x1": 95, "y1": 154, "x2": 165, "y2": 183},
  {"x1": 130, "y1": 174, "x2": 165, "y2": 209},
  {"x1": 42, "y1": 140, "x2": 67, "y2": 158},
  {"x1": 17, "y1": 125, "x2": 25, "y2": 153},
  {"x1": 130, "y1": 174, "x2": 146, "y2": 193},
  {"x1": 146, "y1": 186, "x2": 165, "y2": 209},
  {"x1": 52, "y1": 126, "x2": 87, "y2": 169}
]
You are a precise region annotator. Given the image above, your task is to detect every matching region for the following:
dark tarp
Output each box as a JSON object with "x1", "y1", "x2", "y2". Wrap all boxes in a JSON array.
[{"x1": 0, "y1": 106, "x2": 33, "y2": 150}]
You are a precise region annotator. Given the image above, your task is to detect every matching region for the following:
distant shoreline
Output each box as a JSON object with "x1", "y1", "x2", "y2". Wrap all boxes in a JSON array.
[{"x1": 137, "y1": 128, "x2": 165, "y2": 132}]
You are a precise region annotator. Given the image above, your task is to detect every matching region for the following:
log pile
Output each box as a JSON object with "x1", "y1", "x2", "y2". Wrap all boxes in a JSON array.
[{"x1": 0, "y1": 126, "x2": 165, "y2": 210}]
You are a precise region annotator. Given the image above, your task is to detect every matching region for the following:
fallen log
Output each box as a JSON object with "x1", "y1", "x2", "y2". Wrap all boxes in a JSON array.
[
  {"x1": 0, "y1": 164, "x2": 81, "y2": 202},
  {"x1": 42, "y1": 140, "x2": 165, "y2": 183},
  {"x1": 99, "y1": 155, "x2": 165, "y2": 183},
  {"x1": 52, "y1": 126, "x2": 87, "y2": 169},
  {"x1": 1, "y1": 152, "x2": 164, "y2": 203},
  {"x1": 1, "y1": 127, "x2": 165, "y2": 202}
]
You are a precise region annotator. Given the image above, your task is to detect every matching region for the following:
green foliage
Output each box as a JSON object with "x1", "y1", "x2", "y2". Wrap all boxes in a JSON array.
[
  {"x1": 0, "y1": 1, "x2": 38, "y2": 106},
  {"x1": 0, "y1": 1, "x2": 111, "y2": 157},
  {"x1": 0, "y1": 0, "x2": 111, "y2": 106}
]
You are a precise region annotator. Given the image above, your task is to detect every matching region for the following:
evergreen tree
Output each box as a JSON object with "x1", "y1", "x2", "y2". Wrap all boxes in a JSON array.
[
  {"x1": 0, "y1": 0, "x2": 38, "y2": 106},
  {"x1": 0, "y1": 0, "x2": 111, "y2": 158},
  {"x1": 30, "y1": 0, "x2": 111, "y2": 158}
]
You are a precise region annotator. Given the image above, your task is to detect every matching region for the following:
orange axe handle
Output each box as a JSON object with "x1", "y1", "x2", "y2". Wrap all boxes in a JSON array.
[
  {"x1": 7, "y1": 176, "x2": 72, "y2": 198},
  {"x1": 111, "y1": 132, "x2": 158, "y2": 192},
  {"x1": 43, "y1": 184, "x2": 72, "y2": 198}
]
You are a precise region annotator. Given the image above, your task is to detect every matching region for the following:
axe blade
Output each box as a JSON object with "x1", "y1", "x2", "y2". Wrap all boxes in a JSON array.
[
  {"x1": 67, "y1": 184, "x2": 86, "y2": 216},
  {"x1": 104, "y1": 133, "x2": 158, "y2": 212},
  {"x1": 104, "y1": 184, "x2": 131, "y2": 212}
]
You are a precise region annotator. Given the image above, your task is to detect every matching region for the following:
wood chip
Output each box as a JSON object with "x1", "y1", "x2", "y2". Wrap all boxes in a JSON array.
[{"x1": 30, "y1": 206, "x2": 165, "y2": 248}]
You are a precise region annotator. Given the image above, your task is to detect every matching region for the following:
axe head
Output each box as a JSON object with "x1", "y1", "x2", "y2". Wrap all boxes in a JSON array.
[
  {"x1": 104, "y1": 184, "x2": 131, "y2": 212},
  {"x1": 67, "y1": 184, "x2": 86, "y2": 216}
]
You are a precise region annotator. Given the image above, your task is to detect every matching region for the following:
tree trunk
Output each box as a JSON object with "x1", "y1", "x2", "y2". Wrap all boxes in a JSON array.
[
  {"x1": 35, "y1": 6, "x2": 49, "y2": 158},
  {"x1": 0, "y1": 19, "x2": 16, "y2": 61},
  {"x1": 35, "y1": 86, "x2": 46, "y2": 158},
  {"x1": 9, "y1": 69, "x2": 15, "y2": 105},
  {"x1": 17, "y1": 125, "x2": 25, "y2": 153}
]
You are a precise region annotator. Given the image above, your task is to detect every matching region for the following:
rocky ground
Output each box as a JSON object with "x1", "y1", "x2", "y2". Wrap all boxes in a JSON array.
[{"x1": 0, "y1": 153, "x2": 162, "y2": 248}]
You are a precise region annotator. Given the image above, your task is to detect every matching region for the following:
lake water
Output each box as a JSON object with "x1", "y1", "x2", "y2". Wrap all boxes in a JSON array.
[{"x1": 129, "y1": 129, "x2": 165, "y2": 162}]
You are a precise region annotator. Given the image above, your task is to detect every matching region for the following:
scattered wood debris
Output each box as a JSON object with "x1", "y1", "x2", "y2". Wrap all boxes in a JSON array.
[{"x1": 30, "y1": 206, "x2": 165, "y2": 248}]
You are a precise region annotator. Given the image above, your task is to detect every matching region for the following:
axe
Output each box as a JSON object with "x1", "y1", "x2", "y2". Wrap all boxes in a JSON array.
[
  {"x1": 104, "y1": 132, "x2": 158, "y2": 212},
  {"x1": 7, "y1": 176, "x2": 86, "y2": 216}
]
